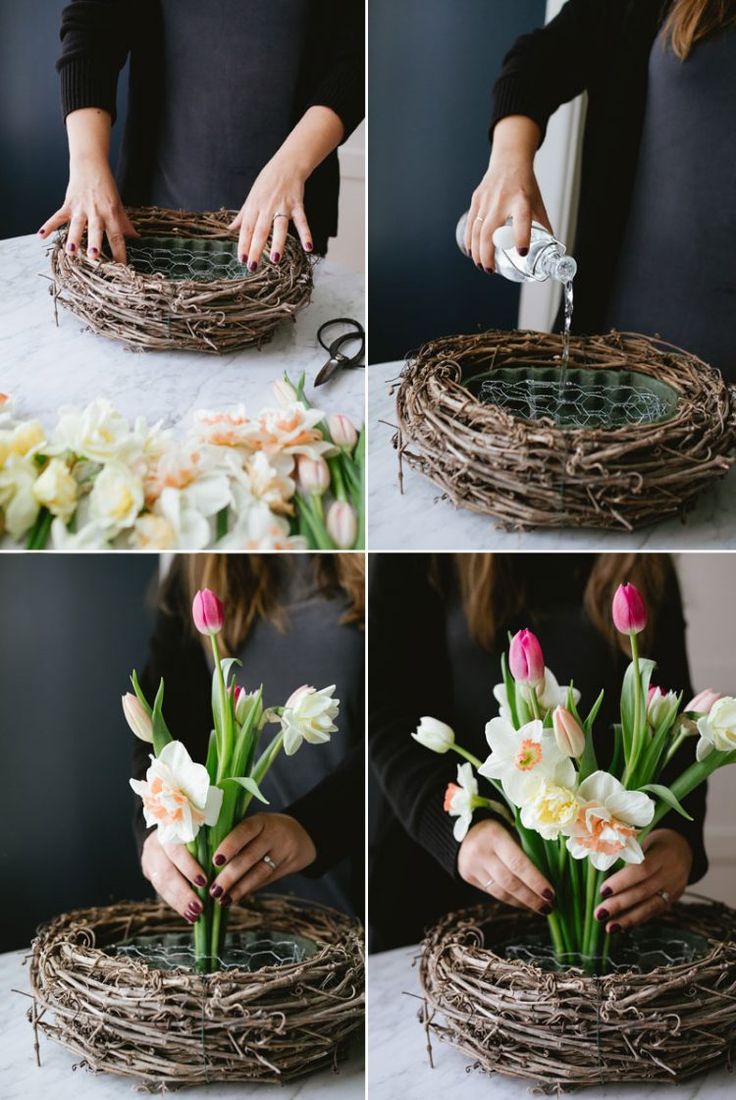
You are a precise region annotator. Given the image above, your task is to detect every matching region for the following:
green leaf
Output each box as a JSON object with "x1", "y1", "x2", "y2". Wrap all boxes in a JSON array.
[
  {"x1": 205, "y1": 730, "x2": 218, "y2": 784},
  {"x1": 640, "y1": 783, "x2": 693, "y2": 821},
  {"x1": 501, "y1": 652, "x2": 520, "y2": 730},
  {"x1": 151, "y1": 679, "x2": 173, "y2": 757},
  {"x1": 225, "y1": 776, "x2": 270, "y2": 804},
  {"x1": 621, "y1": 657, "x2": 656, "y2": 752},
  {"x1": 130, "y1": 669, "x2": 152, "y2": 716},
  {"x1": 584, "y1": 689, "x2": 605, "y2": 736}
]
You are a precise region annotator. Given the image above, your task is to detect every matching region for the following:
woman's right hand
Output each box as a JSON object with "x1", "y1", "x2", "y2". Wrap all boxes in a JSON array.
[
  {"x1": 458, "y1": 818, "x2": 555, "y2": 915},
  {"x1": 465, "y1": 114, "x2": 552, "y2": 272},
  {"x1": 141, "y1": 831, "x2": 209, "y2": 925},
  {"x1": 38, "y1": 107, "x2": 138, "y2": 263}
]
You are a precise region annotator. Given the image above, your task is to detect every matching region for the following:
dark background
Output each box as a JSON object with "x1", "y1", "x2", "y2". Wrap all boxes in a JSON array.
[
  {"x1": 368, "y1": 0, "x2": 545, "y2": 363},
  {"x1": 0, "y1": 554, "x2": 158, "y2": 951},
  {"x1": 0, "y1": 0, "x2": 129, "y2": 240}
]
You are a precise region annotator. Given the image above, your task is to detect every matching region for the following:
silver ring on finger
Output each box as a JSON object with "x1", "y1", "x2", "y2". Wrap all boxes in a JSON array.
[
  {"x1": 475, "y1": 215, "x2": 485, "y2": 224},
  {"x1": 262, "y1": 854, "x2": 278, "y2": 872},
  {"x1": 483, "y1": 876, "x2": 494, "y2": 890},
  {"x1": 272, "y1": 212, "x2": 289, "y2": 221},
  {"x1": 657, "y1": 889, "x2": 671, "y2": 906}
]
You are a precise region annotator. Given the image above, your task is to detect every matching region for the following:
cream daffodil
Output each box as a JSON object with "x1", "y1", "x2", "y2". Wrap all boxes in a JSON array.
[
  {"x1": 280, "y1": 684, "x2": 340, "y2": 756},
  {"x1": 50, "y1": 400, "x2": 136, "y2": 465},
  {"x1": 89, "y1": 462, "x2": 144, "y2": 532},
  {"x1": 33, "y1": 457, "x2": 79, "y2": 522},
  {"x1": 564, "y1": 771, "x2": 654, "y2": 871},
  {"x1": 696, "y1": 696, "x2": 736, "y2": 760},
  {"x1": 520, "y1": 779, "x2": 580, "y2": 840},
  {"x1": 479, "y1": 716, "x2": 576, "y2": 807},
  {"x1": 130, "y1": 741, "x2": 223, "y2": 845},
  {"x1": 254, "y1": 403, "x2": 336, "y2": 461},
  {"x1": 0, "y1": 454, "x2": 41, "y2": 539}
]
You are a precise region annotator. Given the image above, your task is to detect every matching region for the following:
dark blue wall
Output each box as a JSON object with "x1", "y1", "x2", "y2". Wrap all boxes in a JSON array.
[
  {"x1": 0, "y1": 555, "x2": 158, "y2": 951},
  {"x1": 0, "y1": 0, "x2": 128, "y2": 240},
  {"x1": 368, "y1": 0, "x2": 545, "y2": 363}
]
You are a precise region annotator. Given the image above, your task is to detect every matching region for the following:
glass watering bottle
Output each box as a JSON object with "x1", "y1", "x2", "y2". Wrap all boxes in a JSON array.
[{"x1": 456, "y1": 213, "x2": 577, "y2": 284}]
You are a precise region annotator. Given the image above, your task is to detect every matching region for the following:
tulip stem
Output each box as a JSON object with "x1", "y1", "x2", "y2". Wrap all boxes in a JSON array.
[
  {"x1": 528, "y1": 689, "x2": 542, "y2": 722},
  {"x1": 629, "y1": 633, "x2": 642, "y2": 772}
]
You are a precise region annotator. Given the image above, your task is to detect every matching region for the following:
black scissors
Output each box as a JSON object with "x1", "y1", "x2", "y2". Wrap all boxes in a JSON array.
[{"x1": 314, "y1": 317, "x2": 365, "y2": 386}]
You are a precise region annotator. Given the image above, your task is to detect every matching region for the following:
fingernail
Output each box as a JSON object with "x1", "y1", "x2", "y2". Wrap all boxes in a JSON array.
[
  {"x1": 609, "y1": 922, "x2": 621, "y2": 933},
  {"x1": 600, "y1": 884, "x2": 612, "y2": 899},
  {"x1": 189, "y1": 899, "x2": 203, "y2": 914},
  {"x1": 240, "y1": 254, "x2": 247, "y2": 264},
  {"x1": 596, "y1": 908, "x2": 609, "y2": 922},
  {"x1": 195, "y1": 874, "x2": 207, "y2": 887},
  {"x1": 248, "y1": 261, "x2": 257, "y2": 272},
  {"x1": 483, "y1": 266, "x2": 493, "y2": 274},
  {"x1": 542, "y1": 888, "x2": 555, "y2": 901},
  {"x1": 89, "y1": 247, "x2": 98, "y2": 256},
  {"x1": 68, "y1": 243, "x2": 76, "y2": 252},
  {"x1": 518, "y1": 247, "x2": 529, "y2": 257},
  {"x1": 475, "y1": 262, "x2": 483, "y2": 270},
  {"x1": 210, "y1": 884, "x2": 223, "y2": 898},
  {"x1": 38, "y1": 228, "x2": 46, "y2": 236},
  {"x1": 540, "y1": 904, "x2": 552, "y2": 916},
  {"x1": 213, "y1": 854, "x2": 225, "y2": 866},
  {"x1": 271, "y1": 251, "x2": 281, "y2": 263},
  {"x1": 220, "y1": 894, "x2": 232, "y2": 908},
  {"x1": 305, "y1": 242, "x2": 313, "y2": 253},
  {"x1": 185, "y1": 913, "x2": 197, "y2": 924}
]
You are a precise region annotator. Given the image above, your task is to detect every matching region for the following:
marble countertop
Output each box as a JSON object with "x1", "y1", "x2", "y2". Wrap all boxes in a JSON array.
[
  {"x1": 368, "y1": 943, "x2": 734, "y2": 1100},
  {"x1": 1, "y1": 948, "x2": 363, "y2": 1100},
  {"x1": 0, "y1": 234, "x2": 364, "y2": 430},
  {"x1": 368, "y1": 362, "x2": 736, "y2": 550}
]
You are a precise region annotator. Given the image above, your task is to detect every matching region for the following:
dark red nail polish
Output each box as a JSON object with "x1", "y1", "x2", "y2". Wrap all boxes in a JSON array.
[
  {"x1": 195, "y1": 874, "x2": 207, "y2": 887},
  {"x1": 213, "y1": 854, "x2": 225, "y2": 866},
  {"x1": 518, "y1": 247, "x2": 529, "y2": 257},
  {"x1": 210, "y1": 884, "x2": 223, "y2": 898},
  {"x1": 596, "y1": 908, "x2": 609, "y2": 922},
  {"x1": 248, "y1": 261, "x2": 257, "y2": 272},
  {"x1": 540, "y1": 904, "x2": 552, "y2": 916},
  {"x1": 189, "y1": 899, "x2": 203, "y2": 914},
  {"x1": 484, "y1": 266, "x2": 493, "y2": 273},
  {"x1": 221, "y1": 894, "x2": 232, "y2": 908},
  {"x1": 475, "y1": 262, "x2": 483, "y2": 269},
  {"x1": 600, "y1": 884, "x2": 612, "y2": 899},
  {"x1": 271, "y1": 252, "x2": 281, "y2": 263},
  {"x1": 609, "y1": 922, "x2": 621, "y2": 933},
  {"x1": 89, "y1": 247, "x2": 98, "y2": 256},
  {"x1": 240, "y1": 254, "x2": 247, "y2": 264},
  {"x1": 542, "y1": 888, "x2": 555, "y2": 901},
  {"x1": 68, "y1": 243, "x2": 76, "y2": 252},
  {"x1": 305, "y1": 242, "x2": 313, "y2": 253},
  {"x1": 185, "y1": 913, "x2": 197, "y2": 924},
  {"x1": 38, "y1": 229, "x2": 46, "y2": 236}
]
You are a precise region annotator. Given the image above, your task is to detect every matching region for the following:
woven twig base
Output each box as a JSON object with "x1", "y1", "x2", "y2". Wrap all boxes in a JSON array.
[
  {"x1": 396, "y1": 330, "x2": 736, "y2": 531},
  {"x1": 50, "y1": 207, "x2": 314, "y2": 354},
  {"x1": 29, "y1": 896, "x2": 363, "y2": 1089},
  {"x1": 419, "y1": 895, "x2": 736, "y2": 1091}
]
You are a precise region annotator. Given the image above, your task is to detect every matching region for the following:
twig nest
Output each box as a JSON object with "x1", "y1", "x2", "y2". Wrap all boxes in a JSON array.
[
  {"x1": 419, "y1": 896, "x2": 736, "y2": 1091},
  {"x1": 50, "y1": 207, "x2": 314, "y2": 354},
  {"x1": 29, "y1": 896, "x2": 363, "y2": 1089},
  {"x1": 396, "y1": 330, "x2": 736, "y2": 531}
]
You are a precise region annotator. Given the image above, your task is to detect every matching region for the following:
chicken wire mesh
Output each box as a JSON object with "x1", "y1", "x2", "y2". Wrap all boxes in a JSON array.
[
  {"x1": 497, "y1": 924, "x2": 708, "y2": 974},
  {"x1": 123, "y1": 236, "x2": 247, "y2": 282},
  {"x1": 112, "y1": 929, "x2": 317, "y2": 972}
]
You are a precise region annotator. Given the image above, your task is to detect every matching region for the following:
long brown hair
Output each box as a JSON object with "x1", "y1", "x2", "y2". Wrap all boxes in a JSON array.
[
  {"x1": 664, "y1": 0, "x2": 736, "y2": 59},
  {"x1": 451, "y1": 554, "x2": 676, "y2": 655},
  {"x1": 166, "y1": 554, "x2": 364, "y2": 652}
]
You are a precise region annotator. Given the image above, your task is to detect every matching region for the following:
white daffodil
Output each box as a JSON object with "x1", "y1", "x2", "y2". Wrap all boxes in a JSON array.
[
  {"x1": 50, "y1": 400, "x2": 136, "y2": 465},
  {"x1": 696, "y1": 696, "x2": 736, "y2": 760},
  {"x1": 520, "y1": 779, "x2": 580, "y2": 840},
  {"x1": 50, "y1": 517, "x2": 110, "y2": 549},
  {"x1": 254, "y1": 403, "x2": 337, "y2": 461},
  {"x1": 0, "y1": 454, "x2": 41, "y2": 539},
  {"x1": 217, "y1": 499, "x2": 307, "y2": 550},
  {"x1": 564, "y1": 771, "x2": 654, "y2": 871},
  {"x1": 280, "y1": 684, "x2": 340, "y2": 756},
  {"x1": 147, "y1": 463, "x2": 231, "y2": 549},
  {"x1": 479, "y1": 716, "x2": 576, "y2": 807},
  {"x1": 0, "y1": 419, "x2": 46, "y2": 466},
  {"x1": 192, "y1": 406, "x2": 256, "y2": 453},
  {"x1": 444, "y1": 762, "x2": 478, "y2": 841},
  {"x1": 130, "y1": 740, "x2": 223, "y2": 846},
  {"x1": 412, "y1": 716, "x2": 456, "y2": 753},
  {"x1": 234, "y1": 451, "x2": 296, "y2": 515},
  {"x1": 88, "y1": 462, "x2": 144, "y2": 533},
  {"x1": 129, "y1": 513, "x2": 179, "y2": 550},
  {"x1": 33, "y1": 457, "x2": 79, "y2": 522},
  {"x1": 493, "y1": 667, "x2": 580, "y2": 722}
]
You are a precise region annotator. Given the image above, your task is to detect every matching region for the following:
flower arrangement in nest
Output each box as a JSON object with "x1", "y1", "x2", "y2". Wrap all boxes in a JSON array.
[
  {"x1": 413, "y1": 582, "x2": 736, "y2": 970},
  {"x1": 0, "y1": 378, "x2": 363, "y2": 550},
  {"x1": 49, "y1": 206, "x2": 314, "y2": 354}
]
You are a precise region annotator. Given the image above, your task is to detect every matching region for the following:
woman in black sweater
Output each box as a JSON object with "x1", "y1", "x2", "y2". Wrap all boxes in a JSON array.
[
  {"x1": 133, "y1": 553, "x2": 364, "y2": 921},
  {"x1": 369, "y1": 554, "x2": 708, "y2": 951},
  {"x1": 41, "y1": 1, "x2": 363, "y2": 264},
  {"x1": 465, "y1": 0, "x2": 736, "y2": 376}
]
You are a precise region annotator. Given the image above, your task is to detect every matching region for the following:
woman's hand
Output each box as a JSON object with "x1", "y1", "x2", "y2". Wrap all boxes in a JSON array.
[
  {"x1": 38, "y1": 107, "x2": 138, "y2": 263},
  {"x1": 458, "y1": 819, "x2": 555, "y2": 915},
  {"x1": 141, "y1": 831, "x2": 209, "y2": 926},
  {"x1": 208, "y1": 813, "x2": 317, "y2": 907},
  {"x1": 465, "y1": 114, "x2": 552, "y2": 272},
  {"x1": 595, "y1": 829, "x2": 693, "y2": 934},
  {"x1": 229, "y1": 153, "x2": 313, "y2": 270}
]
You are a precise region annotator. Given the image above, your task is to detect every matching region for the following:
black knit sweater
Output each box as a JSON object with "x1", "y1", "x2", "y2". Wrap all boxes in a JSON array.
[
  {"x1": 57, "y1": 0, "x2": 364, "y2": 250},
  {"x1": 490, "y1": 0, "x2": 671, "y2": 334},
  {"x1": 369, "y1": 554, "x2": 708, "y2": 950}
]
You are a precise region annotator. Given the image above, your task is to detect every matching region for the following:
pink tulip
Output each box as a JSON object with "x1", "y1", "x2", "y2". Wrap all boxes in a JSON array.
[
  {"x1": 685, "y1": 688, "x2": 722, "y2": 715},
  {"x1": 297, "y1": 455, "x2": 330, "y2": 494},
  {"x1": 326, "y1": 500, "x2": 357, "y2": 549},
  {"x1": 552, "y1": 706, "x2": 586, "y2": 758},
  {"x1": 192, "y1": 588, "x2": 224, "y2": 636},
  {"x1": 612, "y1": 582, "x2": 647, "y2": 635},
  {"x1": 329, "y1": 414, "x2": 358, "y2": 451},
  {"x1": 509, "y1": 629, "x2": 545, "y2": 686}
]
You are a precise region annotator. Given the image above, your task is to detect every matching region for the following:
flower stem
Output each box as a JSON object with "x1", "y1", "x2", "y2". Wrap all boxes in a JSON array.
[
  {"x1": 629, "y1": 633, "x2": 642, "y2": 778},
  {"x1": 450, "y1": 744, "x2": 483, "y2": 770}
]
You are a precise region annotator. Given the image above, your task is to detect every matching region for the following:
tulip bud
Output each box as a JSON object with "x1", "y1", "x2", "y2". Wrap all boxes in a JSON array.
[
  {"x1": 552, "y1": 706, "x2": 586, "y2": 758},
  {"x1": 272, "y1": 377, "x2": 298, "y2": 406},
  {"x1": 328, "y1": 414, "x2": 358, "y2": 451},
  {"x1": 192, "y1": 588, "x2": 224, "y2": 636},
  {"x1": 412, "y1": 716, "x2": 455, "y2": 753},
  {"x1": 326, "y1": 500, "x2": 357, "y2": 548},
  {"x1": 509, "y1": 629, "x2": 545, "y2": 687},
  {"x1": 685, "y1": 688, "x2": 722, "y2": 715},
  {"x1": 297, "y1": 455, "x2": 330, "y2": 495},
  {"x1": 612, "y1": 582, "x2": 647, "y2": 635},
  {"x1": 122, "y1": 692, "x2": 153, "y2": 743}
]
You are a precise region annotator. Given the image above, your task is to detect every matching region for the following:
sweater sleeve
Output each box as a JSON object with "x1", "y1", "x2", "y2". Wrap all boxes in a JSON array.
[
  {"x1": 285, "y1": 741, "x2": 364, "y2": 877},
  {"x1": 306, "y1": 0, "x2": 364, "y2": 141},
  {"x1": 490, "y1": 0, "x2": 625, "y2": 145},
  {"x1": 57, "y1": 0, "x2": 131, "y2": 123}
]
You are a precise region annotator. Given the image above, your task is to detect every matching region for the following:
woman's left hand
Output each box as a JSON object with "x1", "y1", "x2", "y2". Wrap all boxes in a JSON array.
[
  {"x1": 594, "y1": 828, "x2": 692, "y2": 934},
  {"x1": 229, "y1": 155, "x2": 313, "y2": 271},
  {"x1": 208, "y1": 812, "x2": 317, "y2": 907}
]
